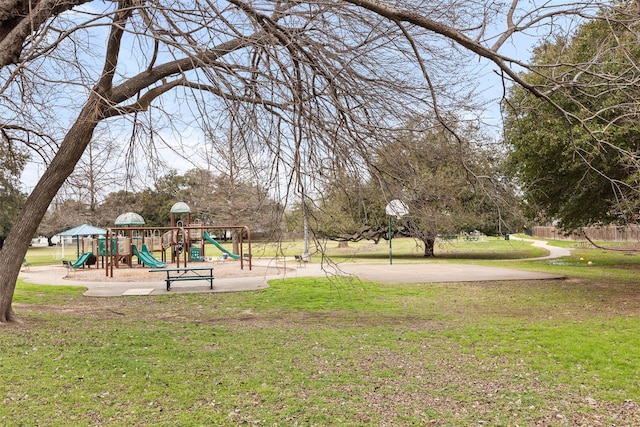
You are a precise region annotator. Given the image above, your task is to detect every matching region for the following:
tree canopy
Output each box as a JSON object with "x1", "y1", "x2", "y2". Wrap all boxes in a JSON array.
[
  {"x1": 38, "y1": 169, "x2": 282, "y2": 237},
  {"x1": 0, "y1": 137, "x2": 27, "y2": 242},
  {"x1": 504, "y1": 4, "x2": 640, "y2": 229},
  {"x1": 313, "y1": 118, "x2": 524, "y2": 256}
]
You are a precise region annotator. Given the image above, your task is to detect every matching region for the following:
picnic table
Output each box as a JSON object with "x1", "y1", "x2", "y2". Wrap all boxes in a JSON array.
[{"x1": 149, "y1": 266, "x2": 214, "y2": 291}]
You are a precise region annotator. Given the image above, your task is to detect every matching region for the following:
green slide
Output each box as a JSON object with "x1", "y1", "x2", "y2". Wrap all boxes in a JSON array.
[
  {"x1": 71, "y1": 252, "x2": 93, "y2": 268},
  {"x1": 203, "y1": 231, "x2": 240, "y2": 259},
  {"x1": 132, "y1": 244, "x2": 167, "y2": 268}
]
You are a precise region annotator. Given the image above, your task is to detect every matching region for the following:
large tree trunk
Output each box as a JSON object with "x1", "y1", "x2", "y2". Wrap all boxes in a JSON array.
[
  {"x1": 423, "y1": 237, "x2": 435, "y2": 257},
  {"x1": 0, "y1": 1, "x2": 129, "y2": 322},
  {"x1": 0, "y1": 99, "x2": 102, "y2": 322}
]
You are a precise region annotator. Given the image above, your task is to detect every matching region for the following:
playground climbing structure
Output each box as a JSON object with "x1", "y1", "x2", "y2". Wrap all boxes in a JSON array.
[{"x1": 103, "y1": 225, "x2": 251, "y2": 278}]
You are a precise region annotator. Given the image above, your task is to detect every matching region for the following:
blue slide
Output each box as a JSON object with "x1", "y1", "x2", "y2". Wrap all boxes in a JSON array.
[
  {"x1": 203, "y1": 231, "x2": 240, "y2": 259},
  {"x1": 71, "y1": 252, "x2": 93, "y2": 268},
  {"x1": 132, "y1": 244, "x2": 167, "y2": 268}
]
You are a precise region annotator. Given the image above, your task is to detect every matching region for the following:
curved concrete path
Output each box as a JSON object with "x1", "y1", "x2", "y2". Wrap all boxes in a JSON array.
[
  {"x1": 18, "y1": 238, "x2": 570, "y2": 297},
  {"x1": 507, "y1": 236, "x2": 573, "y2": 260}
]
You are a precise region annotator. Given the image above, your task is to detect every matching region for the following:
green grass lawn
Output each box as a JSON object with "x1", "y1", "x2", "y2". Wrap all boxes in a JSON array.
[
  {"x1": 4, "y1": 237, "x2": 640, "y2": 425},
  {"x1": 26, "y1": 236, "x2": 546, "y2": 266},
  {"x1": 250, "y1": 236, "x2": 548, "y2": 261},
  {"x1": 23, "y1": 245, "x2": 58, "y2": 266}
]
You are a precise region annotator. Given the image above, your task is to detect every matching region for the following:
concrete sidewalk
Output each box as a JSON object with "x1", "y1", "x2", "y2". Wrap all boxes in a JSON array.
[
  {"x1": 18, "y1": 238, "x2": 569, "y2": 297},
  {"x1": 334, "y1": 263, "x2": 563, "y2": 285},
  {"x1": 507, "y1": 236, "x2": 573, "y2": 260}
]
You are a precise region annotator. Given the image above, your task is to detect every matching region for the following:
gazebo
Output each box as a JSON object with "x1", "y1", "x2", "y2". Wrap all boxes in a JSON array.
[{"x1": 57, "y1": 224, "x2": 107, "y2": 258}]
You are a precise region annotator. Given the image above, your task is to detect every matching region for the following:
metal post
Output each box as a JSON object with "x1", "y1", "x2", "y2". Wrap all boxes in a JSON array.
[
  {"x1": 385, "y1": 199, "x2": 407, "y2": 266},
  {"x1": 388, "y1": 215, "x2": 392, "y2": 265},
  {"x1": 303, "y1": 199, "x2": 309, "y2": 258}
]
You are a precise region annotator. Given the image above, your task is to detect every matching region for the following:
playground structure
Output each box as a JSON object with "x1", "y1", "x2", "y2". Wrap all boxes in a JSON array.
[
  {"x1": 100, "y1": 224, "x2": 251, "y2": 278},
  {"x1": 63, "y1": 203, "x2": 252, "y2": 277}
]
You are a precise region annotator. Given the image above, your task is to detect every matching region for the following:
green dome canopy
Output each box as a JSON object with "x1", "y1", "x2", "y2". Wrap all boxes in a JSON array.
[
  {"x1": 170, "y1": 202, "x2": 191, "y2": 214},
  {"x1": 114, "y1": 212, "x2": 145, "y2": 226}
]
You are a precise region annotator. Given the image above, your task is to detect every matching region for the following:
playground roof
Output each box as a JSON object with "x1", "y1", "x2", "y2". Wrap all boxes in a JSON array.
[
  {"x1": 58, "y1": 224, "x2": 107, "y2": 236},
  {"x1": 170, "y1": 202, "x2": 191, "y2": 213},
  {"x1": 114, "y1": 212, "x2": 145, "y2": 225}
]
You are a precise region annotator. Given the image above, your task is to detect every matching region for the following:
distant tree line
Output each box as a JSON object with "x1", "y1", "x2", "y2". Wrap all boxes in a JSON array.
[{"x1": 37, "y1": 169, "x2": 284, "y2": 243}]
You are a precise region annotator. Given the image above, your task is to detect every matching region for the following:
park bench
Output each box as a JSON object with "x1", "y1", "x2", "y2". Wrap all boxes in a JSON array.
[
  {"x1": 294, "y1": 254, "x2": 309, "y2": 267},
  {"x1": 62, "y1": 260, "x2": 75, "y2": 276},
  {"x1": 149, "y1": 266, "x2": 214, "y2": 291}
]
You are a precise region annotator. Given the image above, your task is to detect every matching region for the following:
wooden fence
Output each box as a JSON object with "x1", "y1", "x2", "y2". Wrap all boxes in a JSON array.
[{"x1": 532, "y1": 225, "x2": 640, "y2": 242}]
